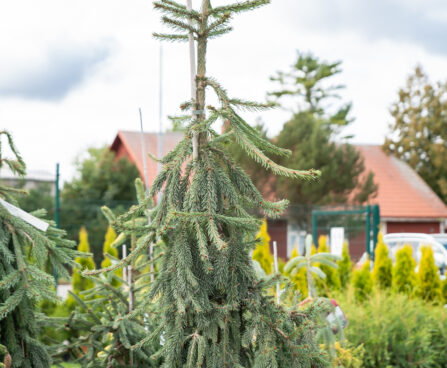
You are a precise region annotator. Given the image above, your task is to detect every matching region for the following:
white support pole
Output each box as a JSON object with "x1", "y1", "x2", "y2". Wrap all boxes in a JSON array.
[
  {"x1": 273, "y1": 241, "x2": 280, "y2": 305},
  {"x1": 122, "y1": 244, "x2": 127, "y2": 283},
  {"x1": 186, "y1": 0, "x2": 198, "y2": 159},
  {"x1": 157, "y1": 42, "x2": 164, "y2": 202}
]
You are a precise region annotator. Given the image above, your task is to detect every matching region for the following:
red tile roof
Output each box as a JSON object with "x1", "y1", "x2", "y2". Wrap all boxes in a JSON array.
[
  {"x1": 110, "y1": 130, "x2": 184, "y2": 186},
  {"x1": 356, "y1": 145, "x2": 447, "y2": 219}
]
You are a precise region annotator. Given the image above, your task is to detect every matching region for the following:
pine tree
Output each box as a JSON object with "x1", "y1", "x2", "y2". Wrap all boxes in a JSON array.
[
  {"x1": 392, "y1": 245, "x2": 416, "y2": 294},
  {"x1": 101, "y1": 226, "x2": 122, "y2": 286},
  {"x1": 0, "y1": 131, "x2": 77, "y2": 368},
  {"x1": 352, "y1": 260, "x2": 373, "y2": 302},
  {"x1": 252, "y1": 219, "x2": 273, "y2": 274},
  {"x1": 86, "y1": 1, "x2": 329, "y2": 366},
  {"x1": 371, "y1": 233, "x2": 392, "y2": 289},
  {"x1": 338, "y1": 241, "x2": 352, "y2": 288},
  {"x1": 416, "y1": 246, "x2": 442, "y2": 302},
  {"x1": 66, "y1": 227, "x2": 95, "y2": 309}
]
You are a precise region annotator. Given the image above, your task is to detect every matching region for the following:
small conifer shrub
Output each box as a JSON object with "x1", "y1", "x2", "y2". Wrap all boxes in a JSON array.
[
  {"x1": 338, "y1": 241, "x2": 352, "y2": 288},
  {"x1": 252, "y1": 219, "x2": 273, "y2": 274},
  {"x1": 416, "y1": 246, "x2": 442, "y2": 302},
  {"x1": 372, "y1": 234, "x2": 392, "y2": 289},
  {"x1": 101, "y1": 226, "x2": 122, "y2": 286},
  {"x1": 86, "y1": 1, "x2": 328, "y2": 366},
  {"x1": 316, "y1": 235, "x2": 341, "y2": 294},
  {"x1": 392, "y1": 245, "x2": 416, "y2": 294},
  {"x1": 352, "y1": 260, "x2": 373, "y2": 301},
  {"x1": 66, "y1": 227, "x2": 95, "y2": 309}
]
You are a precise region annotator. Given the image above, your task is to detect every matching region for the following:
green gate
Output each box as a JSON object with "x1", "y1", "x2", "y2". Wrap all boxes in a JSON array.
[{"x1": 312, "y1": 205, "x2": 380, "y2": 261}]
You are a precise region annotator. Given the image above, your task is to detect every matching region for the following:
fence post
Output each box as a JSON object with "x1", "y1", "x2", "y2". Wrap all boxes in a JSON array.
[{"x1": 365, "y1": 205, "x2": 371, "y2": 260}]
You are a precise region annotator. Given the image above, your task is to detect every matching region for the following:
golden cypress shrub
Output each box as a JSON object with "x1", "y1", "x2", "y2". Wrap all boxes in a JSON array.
[
  {"x1": 284, "y1": 246, "x2": 308, "y2": 299},
  {"x1": 392, "y1": 245, "x2": 416, "y2": 294},
  {"x1": 416, "y1": 246, "x2": 442, "y2": 302},
  {"x1": 352, "y1": 260, "x2": 373, "y2": 301},
  {"x1": 372, "y1": 233, "x2": 392, "y2": 289},
  {"x1": 101, "y1": 226, "x2": 122, "y2": 286},
  {"x1": 338, "y1": 241, "x2": 352, "y2": 288},
  {"x1": 316, "y1": 235, "x2": 341, "y2": 294},
  {"x1": 67, "y1": 227, "x2": 95, "y2": 308},
  {"x1": 252, "y1": 219, "x2": 273, "y2": 274}
]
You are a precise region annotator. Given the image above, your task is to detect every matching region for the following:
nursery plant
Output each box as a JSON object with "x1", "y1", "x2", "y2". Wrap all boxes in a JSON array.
[
  {"x1": 416, "y1": 246, "x2": 442, "y2": 302},
  {"x1": 392, "y1": 245, "x2": 416, "y2": 294},
  {"x1": 352, "y1": 260, "x2": 373, "y2": 302},
  {"x1": 86, "y1": 1, "x2": 330, "y2": 367},
  {"x1": 284, "y1": 234, "x2": 340, "y2": 298},
  {"x1": 337, "y1": 241, "x2": 352, "y2": 288},
  {"x1": 252, "y1": 219, "x2": 273, "y2": 275},
  {"x1": 371, "y1": 234, "x2": 392, "y2": 289},
  {"x1": 0, "y1": 131, "x2": 77, "y2": 368}
]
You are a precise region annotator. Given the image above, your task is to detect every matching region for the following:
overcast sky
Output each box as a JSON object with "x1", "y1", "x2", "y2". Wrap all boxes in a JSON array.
[{"x1": 1, "y1": 0, "x2": 447, "y2": 182}]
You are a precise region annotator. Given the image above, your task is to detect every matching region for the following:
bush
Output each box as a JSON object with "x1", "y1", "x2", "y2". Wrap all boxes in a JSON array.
[
  {"x1": 339, "y1": 291, "x2": 447, "y2": 368},
  {"x1": 416, "y1": 246, "x2": 442, "y2": 302},
  {"x1": 392, "y1": 245, "x2": 416, "y2": 294},
  {"x1": 352, "y1": 260, "x2": 373, "y2": 301},
  {"x1": 372, "y1": 233, "x2": 392, "y2": 289},
  {"x1": 101, "y1": 226, "x2": 122, "y2": 286},
  {"x1": 338, "y1": 241, "x2": 352, "y2": 288}
]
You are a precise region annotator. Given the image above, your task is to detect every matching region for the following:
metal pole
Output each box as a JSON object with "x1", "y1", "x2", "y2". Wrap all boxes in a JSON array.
[
  {"x1": 312, "y1": 211, "x2": 317, "y2": 248},
  {"x1": 157, "y1": 42, "x2": 163, "y2": 202},
  {"x1": 365, "y1": 205, "x2": 371, "y2": 260},
  {"x1": 54, "y1": 163, "x2": 60, "y2": 228},
  {"x1": 273, "y1": 241, "x2": 280, "y2": 305},
  {"x1": 139, "y1": 108, "x2": 150, "y2": 193}
]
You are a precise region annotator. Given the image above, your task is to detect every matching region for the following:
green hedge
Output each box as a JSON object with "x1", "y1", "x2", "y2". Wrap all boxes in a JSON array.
[{"x1": 337, "y1": 290, "x2": 447, "y2": 368}]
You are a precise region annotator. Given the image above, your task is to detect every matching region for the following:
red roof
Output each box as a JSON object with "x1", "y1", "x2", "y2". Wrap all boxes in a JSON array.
[
  {"x1": 357, "y1": 145, "x2": 447, "y2": 219},
  {"x1": 110, "y1": 130, "x2": 184, "y2": 186}
]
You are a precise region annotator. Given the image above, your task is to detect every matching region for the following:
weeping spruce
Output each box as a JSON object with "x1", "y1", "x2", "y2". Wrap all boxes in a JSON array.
[
  {"x1": 0, "y1": 131, "x2": 77, "y2": 368},
  {"x1": 88, "y1": 1, "x2": 327, "y2": 367}
]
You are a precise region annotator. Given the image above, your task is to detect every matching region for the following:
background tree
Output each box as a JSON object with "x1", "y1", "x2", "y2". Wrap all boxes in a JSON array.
[
  {"x1": 16, "y1": 182, "x2": 54, "y2": 220},
  {"x1": 384, "y1": 66, "x2": 447, "y2": 203},
  {"x1": 61, "y1": 146, "x2": 140, "y2": 264}
]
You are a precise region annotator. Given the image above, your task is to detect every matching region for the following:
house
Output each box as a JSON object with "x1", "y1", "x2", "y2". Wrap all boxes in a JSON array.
[
  {"x1": 110, "y1": 131, "x2": 447, "y2": 259},
  {"x1": 111, "y1": 130, "x2": 184, "y2": 186},
  {"x1": 0, "y1": 166, "x2": 55, "y2": 194}
]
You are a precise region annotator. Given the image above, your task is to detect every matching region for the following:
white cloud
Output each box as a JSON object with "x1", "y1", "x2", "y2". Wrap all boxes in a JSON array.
[{"x1": 0, "y1": 0, "x2": 446, "y2": 182}]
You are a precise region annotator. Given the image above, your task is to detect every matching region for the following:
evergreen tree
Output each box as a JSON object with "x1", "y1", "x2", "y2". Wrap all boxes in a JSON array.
[
  {"x1": 0, "y1": 131, "x2": 77, "y2": 368},
  {"x1": 416, "y1": 246, "x2": 442, "y2": 302},
  {"x1": 252, "y1": 219, "x2": 273, "y2": 274},
  {"x1": 87, "y1": 1, "x2": 329, "y2": 366},
  {"x1": 66, "y1": 227, "x2": 95, "y2": 309},
  {"x1": 101, "y1": 226, "x2": 122, "y2": 286},
  {"x1": 392, "y1": 245, "x2": 416, "y2": 294},
  {"x1": 338, "y1": 241, "x2": 352, "y2": 288},
  {"x1": 371, "y1": 234, "x2": 392, "y2": 289},
  {"x1": 352, "y1": 260, "x2": 373, "y2": 302}
]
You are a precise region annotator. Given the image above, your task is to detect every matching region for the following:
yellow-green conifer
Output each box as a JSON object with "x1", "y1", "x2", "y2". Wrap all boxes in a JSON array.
[
  {"x1": 252, "y1": 219, "x2": 273, "y2": 274},
  {"x1": 316, "y1": 235, "x2": 341, "y2": 294},
  {"x1": 372, "y1": 233, "x2": 392, "y2": 289},
  {"x1": 352, "y1": 260, "x2": 373, "y2": 301},
  {"x1": 392, "y1": 245, "x2": 416, "y2": 294},
  {"x1": 67, "y1": 227, "x2": 95, "y2": 308},
  {"x1": 338, "y1": 241, "x2": 352, "y2": 288},
  {"x1": 284, "y1": 246, "x2": 308, "y2": 299},
  {"x1": 416, "y1": 246, "x2": 442, "y2": 302},
  {"x1": 101, "y1": 226, "x2": 122, "y2": 286}
]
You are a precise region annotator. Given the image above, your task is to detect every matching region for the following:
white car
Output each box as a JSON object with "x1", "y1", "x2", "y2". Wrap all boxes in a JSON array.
[{"x1": 383, "y1": 233, "x2": 447, "y2": 273}]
